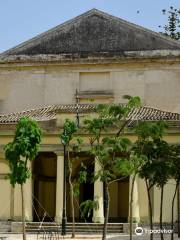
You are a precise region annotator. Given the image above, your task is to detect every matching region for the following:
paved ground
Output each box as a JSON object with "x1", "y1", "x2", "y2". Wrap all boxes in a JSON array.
[
  {"x1": 0, "y1": 234, "x2": 101, "y2": 240},
  {"x1": 0, "y1": 233, "x2": 179, "y2": 240},
  {"x1": 0, "y1": 234, "x2": 102, "y2": 240},
  {"x1": 109, "y1": 234, "x2": 180, "y2": 239}
]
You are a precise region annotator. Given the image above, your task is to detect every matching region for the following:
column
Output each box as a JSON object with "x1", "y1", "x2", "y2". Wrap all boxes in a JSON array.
[
  {"x1": 153, "y1": 180, "x2": 177, "y2": 223},
  {"x1": 10, "y1": 186, "x2": 14, "y2": 220},
  {"x1": 153, "y1": 186, "x2": 160, "y2": 223},
  {"x1": 14, "y1": 161, "x2": 33, "y2": 221},
  {"x1": 14, "y1": 185, "x2": 22, "y2": 221},
  {"x1": 138, "y1": 178, "x2": 149, "y2": 222},
  {"x1": 129, "y1": 175, "x2": 140, "y2": 222},
  {"x1": 24, "y1": 161, "x2": 33, "y2": 221},
  {"x1": 55, "y1": 152, "x2": 64, "y2": 222},
  {"x1": 92, "y1": 157, "x2": 104, "y2": 223}
]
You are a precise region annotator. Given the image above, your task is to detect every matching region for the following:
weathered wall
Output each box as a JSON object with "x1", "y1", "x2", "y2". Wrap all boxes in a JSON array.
[
  {"x1": 0, "y1": 156, "x2": 32, "y2": 221},
  {"x1": 153, "y1": 179, "x2": 178, "y2": 223},
  {"x1": 137, "y1": 178, "x2": 149, "y2": 222},
  {"x1": 0, "y1": 61, "x2": 180, "y2": 113},
  {"x1": 0, "y1": 158, "x2": 11, "y2": 220},
  {"x1": 0, "y1": 59, "x2": 180, "y2": 223}
]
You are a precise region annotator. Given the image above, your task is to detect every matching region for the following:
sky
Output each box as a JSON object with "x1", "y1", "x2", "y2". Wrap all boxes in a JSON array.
[{"x1": 0, "y1": 0, "x2": 179, "y2": 53}]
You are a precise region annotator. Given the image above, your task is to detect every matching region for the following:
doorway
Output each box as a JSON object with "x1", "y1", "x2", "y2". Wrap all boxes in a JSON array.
[
  {"x1": 33, "y1": 152, "x2": 57, "y2": 221},
  {"x1": 79, "y1": 162, "x2": 94, "y2": 222},
  {"x1": 109, "y1": 177, "x2": 129, "y2": 222}
]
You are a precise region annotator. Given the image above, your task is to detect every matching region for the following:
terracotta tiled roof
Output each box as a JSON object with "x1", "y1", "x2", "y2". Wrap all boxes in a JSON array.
[
  {"x1": 0, "y1": 104, "x2": 95, "y2": 124},
  {"x1": 128, "y1": 106, "x2": 180, "y2": 121},
  {"x1": 0, "y1": 104, "x2": 180, "y2": 125},
  {"x1": 127, "y1": 107, "x2": 180, "y2": 126}
]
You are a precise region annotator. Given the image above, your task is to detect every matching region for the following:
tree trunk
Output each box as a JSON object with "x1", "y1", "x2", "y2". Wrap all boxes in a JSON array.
[
  {"x1": 102, "y1": 182, "x2": 110, "y2": 240},
  {"x1": 130, "y1": 175, "x2": 136, "y2": 240},
  {"x1": 171, "y1": 182, "x2": 178, "y2": 240},
  {"x1": 145, "y1": 180, "x2": 153, "y2": 240},
  {"x1": 21, "y1": 184, "x2": 26, "y2": 240},
  {"x1": 68, "y1": 151, "x2": 75, "y2": 238},
  {"x1": 160, "y1": 186, "x2": 164, "y2": 240},
  {"x1": 70, "y1": 181, "x2": 75, "y2": 238}
]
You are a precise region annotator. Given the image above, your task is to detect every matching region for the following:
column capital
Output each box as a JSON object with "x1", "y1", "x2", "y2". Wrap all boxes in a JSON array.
[{"x1": 54, "y1": 151, "x2": 63, "y2": 156}]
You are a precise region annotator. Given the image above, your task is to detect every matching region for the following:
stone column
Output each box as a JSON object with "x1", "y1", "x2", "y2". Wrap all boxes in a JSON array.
[
  {"x1": 14, "y1": 185, "x2": 22, "y2": 221},
  {"x1": 24, "y1": 161, "x2": 33, "y2": 221},
  {"x1": 92, "y1": 157, "x2": 104, "y2": 223},
  {"x1": 14, "y1": 159, "x2": 33, "y2": 221},
  {"x1": 129, "y1": 176, "x2": 140, "y2": 222},
  {"x1": 55, "y1": 152, "x2": 64, "y2": 222},
  {"x1": 10, "y1": 186, "x2": 14, "y2": 220}
]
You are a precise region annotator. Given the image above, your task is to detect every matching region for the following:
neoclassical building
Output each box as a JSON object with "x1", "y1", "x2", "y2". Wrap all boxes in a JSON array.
[{"x1": 0, "y1": 9, "x2": 180, "y2": 227}]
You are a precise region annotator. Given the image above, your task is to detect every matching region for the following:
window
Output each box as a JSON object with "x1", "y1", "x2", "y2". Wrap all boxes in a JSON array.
[{"x1": 77, "y1": 72, "x2": 114, "y2": 103}]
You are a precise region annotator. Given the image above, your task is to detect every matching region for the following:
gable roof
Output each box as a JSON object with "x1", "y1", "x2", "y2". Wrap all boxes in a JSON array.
[{"x1": 2, "y1": 9, "x2": 180, "y2": 56}]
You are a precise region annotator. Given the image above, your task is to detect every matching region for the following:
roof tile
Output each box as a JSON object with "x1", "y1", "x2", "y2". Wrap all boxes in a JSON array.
[{"x1": 0, "y1": 104, "x2": 180, "y2": 125}]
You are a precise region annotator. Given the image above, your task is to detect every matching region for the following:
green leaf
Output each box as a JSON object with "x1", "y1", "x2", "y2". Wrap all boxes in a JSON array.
[
  {"x1": 5, "y1": 117, "x2": 42, "y2": 186},
  {"x1": 80, "y1": 200, "x2": 99, "y2": 218}
]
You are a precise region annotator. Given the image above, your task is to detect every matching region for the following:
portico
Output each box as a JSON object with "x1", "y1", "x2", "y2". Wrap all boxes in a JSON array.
[{"x1": 0, "y1": 103, "x2": 179, "y2": 225}]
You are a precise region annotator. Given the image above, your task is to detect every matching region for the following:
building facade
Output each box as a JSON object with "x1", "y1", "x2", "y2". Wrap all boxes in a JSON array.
[{"x1": 0, "y1": 9, "x2": 180, "y2": 224}]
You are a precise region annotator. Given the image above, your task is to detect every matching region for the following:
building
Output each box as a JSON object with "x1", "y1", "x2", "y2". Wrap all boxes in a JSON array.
[{"x1": 0, "y1": 9, "x2": 180, "y2": 225}]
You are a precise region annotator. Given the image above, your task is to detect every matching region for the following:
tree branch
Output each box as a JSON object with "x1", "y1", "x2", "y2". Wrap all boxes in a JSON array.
[
  {"x1": 116, "y1": 119, "x2": 131, "y2": 137},
  {"x1": 109, "y1": 176, "x2": 128, "y2": 185}
]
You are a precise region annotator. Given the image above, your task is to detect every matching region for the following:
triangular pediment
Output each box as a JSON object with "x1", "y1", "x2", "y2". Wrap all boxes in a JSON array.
[{"x1": 2, "y1": 9, "x2": 180, "y2": 56}]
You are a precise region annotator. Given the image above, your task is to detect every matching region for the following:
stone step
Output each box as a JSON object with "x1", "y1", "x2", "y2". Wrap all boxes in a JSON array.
[
  {"x1": 26, "y1": 226, "x2": 123, "y2": 229},
  {"x1": 25, "y1": 223, "x2": 123, "y2": 233},
  {"x1": 26, "y1": 224, "x2": 123, "y2": 227},
  {"x1": 26, "y1": 229, "x2": 123, "y2": 232},
  {"x1": 0, "y1": 222, "x2": 11, "y2": 232},
  {"x1": 26, "y1": 225, "x2": 123, "y2": 228}
]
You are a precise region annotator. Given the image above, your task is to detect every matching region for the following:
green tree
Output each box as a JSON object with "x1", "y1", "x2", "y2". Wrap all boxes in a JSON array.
[
  {"x1": 115, "y1": 150, "x2": 146, "y2": 240},
  {"x1": 168, "y1": 145, "x2": 180, "y2": 240},
  {"x1": 80, "y1": 199, "x2": 99, "y2": 221},
  {"x1": 134, "y1": 121, "x2": 168, "y2": 240},
  {"x1": 150, "y1": 156, "x2": 171, "y2": 240},
  {"x1": 159, "y1": 6, "x2": 180, "y2": 40},
  {"x1": 128, "y1": 154, "x2": 146, "y2": 240},
  {"x1": 84, "y1": 96, "x2": 141, "y2": 240},
  {"x1": 60, "y1": 119, "x2": 85, "y2": 238},
  {"x1": 5, "y1": 117, "x2": 42, "y2": 240}
]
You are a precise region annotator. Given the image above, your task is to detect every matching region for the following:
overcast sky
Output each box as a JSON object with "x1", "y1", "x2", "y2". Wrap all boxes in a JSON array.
[{"x1": 0, "y1": 0, "x2": 179, "y2": 53}]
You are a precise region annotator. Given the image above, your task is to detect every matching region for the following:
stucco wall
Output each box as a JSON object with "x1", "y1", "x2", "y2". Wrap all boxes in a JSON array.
[
  {"x1": 0, "y1": 62, "x2": 180, "y2": 113},
  {"x1": 0, "y1": 157, "x2": 32, "y2": 221},
  {"x1": 0, "y1": 159, "x2": 11, "y2": 220},
  {"x1": 0, "y1": 60, "x2": 180, "y2": 223},
  {"x1": 153, "y1": 179, "x2": 178, "y2": 223}
]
